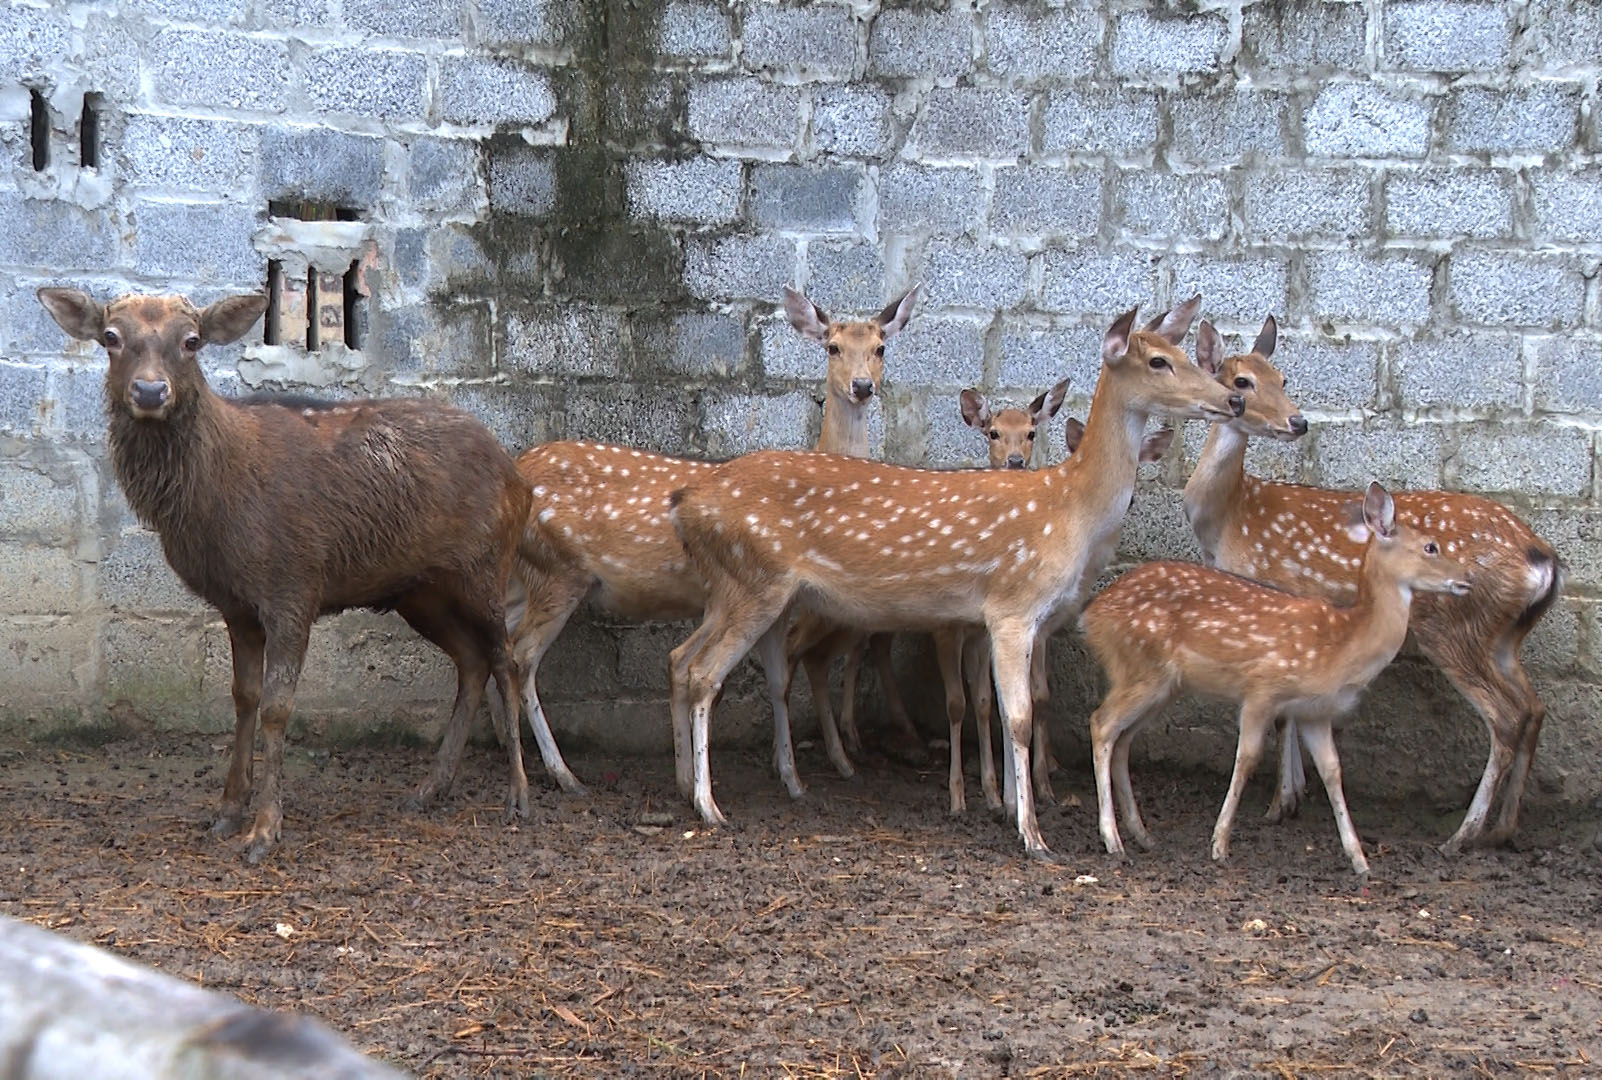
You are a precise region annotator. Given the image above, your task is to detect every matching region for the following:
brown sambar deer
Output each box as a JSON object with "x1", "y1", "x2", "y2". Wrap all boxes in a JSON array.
[{"x1": 38, "y1": 288, "x2": 532, "y2": 864}]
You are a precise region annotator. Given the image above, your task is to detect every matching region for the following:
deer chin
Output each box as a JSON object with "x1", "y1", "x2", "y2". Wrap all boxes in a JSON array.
[
  {"x1": 124, "y1": 397, "x2": 174, "y2": 422},
  {"x1": 1270, "y1": 423, "x2": 1307, "y2": 442},
  {"x1": 1198, "y1": 403, "x2": 1239, "y2": 421},
  {"x1": 1445, "y1": 578, "x2": 1473, "y2": 597}
]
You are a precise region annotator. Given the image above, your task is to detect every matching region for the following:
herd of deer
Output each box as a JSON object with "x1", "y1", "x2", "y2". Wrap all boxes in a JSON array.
[{"x1": 37, "y1": 283, "x2": 1560, "y2": 879}]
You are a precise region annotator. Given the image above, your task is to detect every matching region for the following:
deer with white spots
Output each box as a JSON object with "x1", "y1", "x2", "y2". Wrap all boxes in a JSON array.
[
  {"x1": 491, "y1": 286, "x2": 919, "y2": 802},
  {"x1": 942, "y1": 388, "x2": 1175, "y2": 815},
  {"x1": 1182, "y1": 317, "x2": 1562, "y2": 853},
  {"x1": 1083, "y1": 483, "x2": 1474, "y2": 878},
  {"x1": 668, "y1": 299, "x2": 1246, "y2": 855}
]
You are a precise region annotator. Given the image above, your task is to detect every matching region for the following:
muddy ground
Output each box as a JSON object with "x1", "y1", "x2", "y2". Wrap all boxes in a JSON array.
[{"x1": 1, "y1": 729, "x2": 1598, "y2": 1078}]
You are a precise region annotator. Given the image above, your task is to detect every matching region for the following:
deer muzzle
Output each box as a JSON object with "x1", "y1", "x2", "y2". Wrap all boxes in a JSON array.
[{"x1": 130, "y1": 378, "x2": 171, "y2": 416}]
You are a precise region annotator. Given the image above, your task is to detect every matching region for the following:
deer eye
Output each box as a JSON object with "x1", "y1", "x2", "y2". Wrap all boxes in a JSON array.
[
  {"x1": 827, "y1": 343, "x2": 841, "y2": 355},
  {"x1": 1233, "y1": 376, "x2": 1253, "y2": 390},
  {"x1": 1424, "y1": 541, "x2": 1440, "y2": 556},
  {"x1": 183, "y1": 333, "x2": 202, "y2": 352},
  {"x1": 102, "y1": 327, "x2": 121, "y2": 348},
  {"x1": 874, "y1": 345, "x2": 885, "y2": 357},
  {"x1": 987, "y1": 429, "x2": 1000, "y2": 440},
  {"x1": 1027, "y1": 430, "x2": 1036, "y2": 440},
  {"x1": 1148, "y1": 355, "x2": 1169, "y2": 370}
]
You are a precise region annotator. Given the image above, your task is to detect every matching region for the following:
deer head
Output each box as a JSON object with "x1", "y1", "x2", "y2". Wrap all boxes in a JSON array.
[
  {"x1": 1104, "y1": 297, "x2": 1244, "y2": 423},
  {"x1": 1196, "y1": 316, "x2": 1306, "y2": 443},
  {"x1": 785, "y1": 284, "x2": 920, "y2": 406},
  {"x1": 960, "y1": 377, "x2": 1069, "y2": 469},
  {"x1": 38, "y1": 288, "x2": 267, "y2": 422},
  {"x1": 1353, "y1": 482, "x2": 1473, "y2": 598}
]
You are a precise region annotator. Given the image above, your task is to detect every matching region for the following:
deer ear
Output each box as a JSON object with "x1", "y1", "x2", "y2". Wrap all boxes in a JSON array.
[
  {"x1": 1362, "y1": 481, "x2": 1396, "y2": 539},
  {"x1": 1030, "y1": 377, "x2": 1069, "y2": 424},
  {"x1": 1196, "y1": 320, "x2": 1225, "y2": 377},
  {"x1": 1103, "y1": 307, "x2": 1139, "y2": 364},
  {"x1": 783, "y1": 286, "x2": 830, "y2": 342},
  {"x1": 1150, "y1": 294, "x2": 1202, "y2": 345},
  {"x1": 1062, "y1": 416, "x2": 1085, "y2": 455},
  {"x1": 37, "y1": 288, "x2": 107, "y2": 342},
  {"x1": 877, "y1": 282, "x2": 920, "y2": 339},
  {"x1": 1139, "y1": 426, "x2": 1175, "y2": 463},
  {"x1": 200, "y1": 294, "x2": 268, "y2": 345},
  {"x1": 960, "y1": 389, "x2": 990, "y2": 430},
  {"x1": 1252, "y1": 314, "x2": 1278, "y2": 359}
]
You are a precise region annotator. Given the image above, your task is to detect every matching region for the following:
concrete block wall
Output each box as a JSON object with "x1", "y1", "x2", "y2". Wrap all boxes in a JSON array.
[{"x1": 1, "y1": 0, "x2": 1600, "y2": 807}]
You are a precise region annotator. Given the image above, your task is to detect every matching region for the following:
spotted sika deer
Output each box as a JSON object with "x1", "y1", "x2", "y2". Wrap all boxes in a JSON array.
[
  {"x1": 1083, "y1": 483, "x2": 1474, "y2": 877},
  {"x1": 1182, "y1": 317, "x2": 1562, "y2": 852},
  {"x1": 38, "y1": 288, "x2": 533, "y2": 864},
  {"x1": 668, "y1": 298, "x2": 1246, "y2": 855},
  {"x1": 948, "y1": 408, "x2": 1175, "y2": 815},
  {"x1": 494, "y1": 286, "x2": 919, "y2": 801}
]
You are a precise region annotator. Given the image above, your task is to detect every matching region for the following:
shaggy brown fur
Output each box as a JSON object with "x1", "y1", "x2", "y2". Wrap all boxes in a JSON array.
[{"x1": 38, "y1": 288, "x2": 532, "y2": 864}]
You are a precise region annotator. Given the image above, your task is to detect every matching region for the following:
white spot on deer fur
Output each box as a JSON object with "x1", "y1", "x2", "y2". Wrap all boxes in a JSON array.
[{"x1": 538, "y1": 508, "x2": 556, "y2": 524}]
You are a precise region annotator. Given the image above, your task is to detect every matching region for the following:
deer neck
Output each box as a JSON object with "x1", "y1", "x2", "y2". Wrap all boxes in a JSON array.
[
  {"x1": 1326, "y1": 547, "x2": 1416, "y2": 683},
  {"x1": 816, "y1": 389, "x2": 871, "y2": 458},
  {"x1": 1053, "y1": 368, "x2": 1149, "y2": 519},
  {"x1": 108, "y1": 385, "x2": 232, "y2": 538},
  {"x1": 1183, "y1": 422, "x2": 1248, "y2": 567}
]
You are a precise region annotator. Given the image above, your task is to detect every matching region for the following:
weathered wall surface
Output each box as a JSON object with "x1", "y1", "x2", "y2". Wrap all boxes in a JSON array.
[{"x1": 1, "y1": 0, "x2": 1599, "y2": 808}]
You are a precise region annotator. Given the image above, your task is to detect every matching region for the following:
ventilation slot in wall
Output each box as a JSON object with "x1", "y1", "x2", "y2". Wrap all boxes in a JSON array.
[
  {"x1": 79, "y1": 94, "x2": 101, "y2": 169},
  {"x1": 261, "y1": 201, "x2": 367, "y2": 353},
  {"x1": 29, "y1": 88, "x2": 49, "y2": 171}
]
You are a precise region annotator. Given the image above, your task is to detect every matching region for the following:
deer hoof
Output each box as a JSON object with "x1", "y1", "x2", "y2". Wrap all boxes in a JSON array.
[
  {"x1": 242, "y1": 831, "x2": 277, "y2": 866},
  {"x1": 209, "y1": 809, "x2": 247, "y2": 839}
]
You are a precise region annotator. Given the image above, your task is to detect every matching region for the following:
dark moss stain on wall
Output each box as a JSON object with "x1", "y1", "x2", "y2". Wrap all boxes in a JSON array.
[{"x1": 450, "y1": 0, "x2": 689, "y2": 316}]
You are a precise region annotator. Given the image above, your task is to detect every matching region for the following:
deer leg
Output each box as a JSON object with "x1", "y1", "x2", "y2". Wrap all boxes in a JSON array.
[
  {"x1": 680, "y1": 590, "x2": 792, "y2": 826},
  {"x1": 1110, "y1": 722, "x2": 1159, "y2": 851},
  {"x1": 758, "y1": 623, "x2": 805, "y2": 800},
  {"x1": 669, "y1": 617, "x2": 720, "y2": 799},
  {"x1": 1264, "y1": 716, "x2": 1307, "y2": 823},
  {"x1": 404, "y1": 607, "x2": 494, "y2": 815},
  {"x1": 870, "y1": 633, "x2": 928, "y2": 765},
  {"x1": 213, "y1": 615, "x2": 265, "y2": 840},
  {"x1": 487, "y1": 626, "x2": 530, "y2": 821},
  {"x1": 991, "y1": 623, "x2": 1049, "y2": 859},
  {"x1": 837, "y1": 637, "x2": 867, "y2": 756},
  {"x1": 1090, "y1": 680, "x2": 1173, "y2": 858},
  {"x1": 1433, "y1": 667, "x2": 1522, "y2": 855},
  {"x1": 1486, "y1": 697, "x2": 1544, "y2": 847},
  {"x1": 505, "y1": 575, "x2": 589, "y2": 796},
  {"x1": 792, "y1": 619, "x2": 856, "y2": 779},
  {"x1": 932, "y1": 629, "x2": 967, "y2": 815},
  {"x1": 1030, "y1": 641, "x2": 1059, "y2": 797},
  {"x1": 1212, "y1": 699, "x2": 1276, "y2": 865},
  {"x1": 1297, "y1": 716, "x2": 1369, "y2": 878},
  {"x1": 1484, "y1": 646, "x2": 1545, "y2": 847},
  {"x1": 242, "y1": 617, "x2": 312, "y2": 866},
  {"x1": 962, "y1": 633, "x2": 1002, "y2": 812}
]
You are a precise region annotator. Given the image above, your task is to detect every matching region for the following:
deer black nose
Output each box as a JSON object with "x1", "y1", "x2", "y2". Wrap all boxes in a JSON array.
[
  {"x1": 1288, "y1": 415, "x2": 1308, "y2": 436},
  {"x1": 1005, "y1": 454, "x2": 1026, "y2": 469},
  {"x1": 131, "y1": 379, "x2": 170, "y2": 411},
  {"x1": 850, "y1": 378, "x2": 875, "y2": 401},
  {"x1": 1227, "y1": 393, "x2": 1245, "y2": 416}
]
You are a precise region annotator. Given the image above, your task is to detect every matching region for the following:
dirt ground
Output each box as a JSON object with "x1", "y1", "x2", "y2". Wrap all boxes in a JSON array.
[{"x1": 1, "y1": 728, "x2": 1598, "y2": 1078}]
